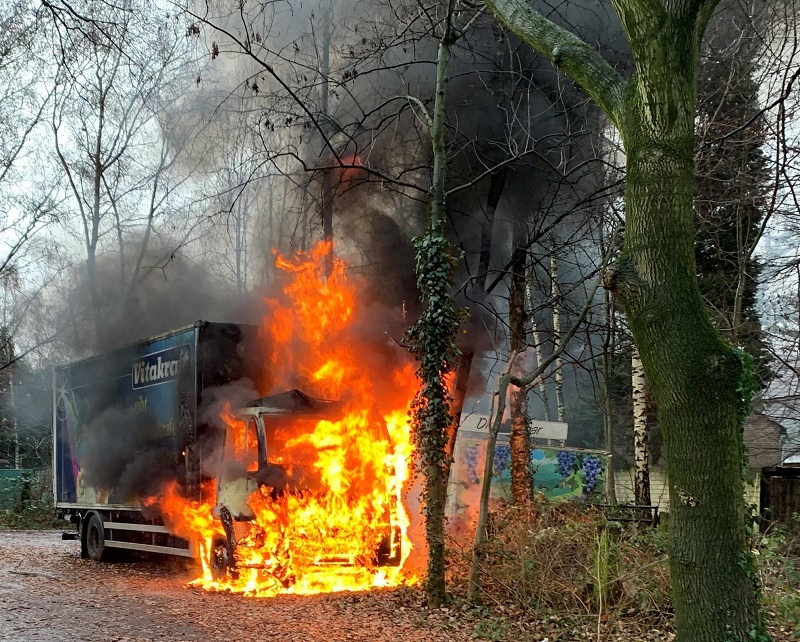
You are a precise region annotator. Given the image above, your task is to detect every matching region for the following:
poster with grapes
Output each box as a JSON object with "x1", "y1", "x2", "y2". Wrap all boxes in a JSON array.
[{"x1": 449, "y1": 439, "x2": 609, "y2": 511}]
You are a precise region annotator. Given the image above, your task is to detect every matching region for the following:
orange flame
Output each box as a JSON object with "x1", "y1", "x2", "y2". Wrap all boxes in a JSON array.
[{"x1": 152, "y1": 241, "x2": 418, "y2": 597}]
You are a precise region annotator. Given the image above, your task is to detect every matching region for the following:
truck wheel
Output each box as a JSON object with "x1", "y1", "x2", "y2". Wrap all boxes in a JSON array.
[
  {"x1": 85, "y1": 513, "x2": 108, "y2": 562},
  {"x1": 375, "y1": 526, "x2": 402, "y2": 567},
  {"x1": 210, "y1": 536, "x2": 232, "y2": 579}
]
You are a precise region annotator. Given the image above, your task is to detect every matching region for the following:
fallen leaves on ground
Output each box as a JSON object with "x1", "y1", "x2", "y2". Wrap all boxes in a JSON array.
[{"x1": 0, "y1": 530, "x2": 790, "y2": 641}]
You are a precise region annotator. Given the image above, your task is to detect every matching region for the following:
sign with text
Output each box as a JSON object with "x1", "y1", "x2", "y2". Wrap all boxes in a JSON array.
[
  {"x1": 529, "y1": 419, "x2": 568, "y2": 441},
  {"x1": 459, "y1": 413, "x2": 493, "y2": 433},
  {"x1": 458, "y1": 414, "x2": 568, "y2": 441}
]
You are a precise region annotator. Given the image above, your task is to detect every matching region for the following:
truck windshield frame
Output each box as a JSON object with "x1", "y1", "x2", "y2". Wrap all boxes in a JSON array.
[{"x1": 223, "y1": 416, "x2": 261, "y2": 474}]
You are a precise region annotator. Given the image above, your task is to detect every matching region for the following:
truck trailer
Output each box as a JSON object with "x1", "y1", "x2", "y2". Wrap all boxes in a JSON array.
[{"x1": 53, "y1": 321, "x2": 400, "y2": 573}]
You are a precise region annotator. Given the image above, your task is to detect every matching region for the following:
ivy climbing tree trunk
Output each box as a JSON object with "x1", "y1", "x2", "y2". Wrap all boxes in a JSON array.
[
  {"x1": 406, "y1": 0, "x2": 462, "y2": 609},
  {"x1": 483, "y1": 1, "x2": 767, "y2": 640}
]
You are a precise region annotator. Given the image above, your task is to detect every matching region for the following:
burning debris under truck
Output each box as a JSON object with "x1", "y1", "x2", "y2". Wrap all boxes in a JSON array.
[{"x1": 54, "y1": 242, "x2": 419, "y2": 596}]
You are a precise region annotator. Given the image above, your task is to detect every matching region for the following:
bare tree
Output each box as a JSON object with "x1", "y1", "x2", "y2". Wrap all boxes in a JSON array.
[{"x1": 48, "y1": 0, "x2": 203, "y2": 350}]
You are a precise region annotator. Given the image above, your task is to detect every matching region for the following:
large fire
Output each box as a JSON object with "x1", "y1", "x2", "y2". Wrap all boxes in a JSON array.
[{"x1": 151, "y1": 241, "x2": 419, "y2": 597}]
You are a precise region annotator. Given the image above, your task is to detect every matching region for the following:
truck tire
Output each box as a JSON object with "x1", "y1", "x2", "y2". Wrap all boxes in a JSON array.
[
  {"x1": 375, "y1": 526, "x2": 402, "y2": 567},
  {"x1": 210, "y1": 536, "x2": 232, "y2": 579},
  {"x1": 85, "y1": 513, "x2": 108, "y2": 562}
]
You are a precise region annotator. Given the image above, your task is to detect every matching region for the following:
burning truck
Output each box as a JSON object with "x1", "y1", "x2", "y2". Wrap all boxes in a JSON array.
[{"x1": 53, "y1": 243, "x2": 418, "y2": 596}]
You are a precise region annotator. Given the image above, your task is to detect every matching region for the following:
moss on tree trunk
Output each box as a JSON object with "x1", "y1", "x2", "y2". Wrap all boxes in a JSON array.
[
  {"x1": 483, "y1": 0, "x2": 768, "y2": 638},
  {"x1": 610, "y1": 45, "x2": 762, "y2": 637}
]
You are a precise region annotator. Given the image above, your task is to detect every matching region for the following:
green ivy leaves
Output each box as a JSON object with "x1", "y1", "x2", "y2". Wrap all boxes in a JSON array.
[{"x1": 406, "y1": 231, "x2": 465, "y2": 471}]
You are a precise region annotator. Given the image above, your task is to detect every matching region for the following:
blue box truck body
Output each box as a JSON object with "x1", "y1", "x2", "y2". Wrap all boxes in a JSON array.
[{"x1": 53, "y1": 321, "x2": 250, "y2": 558}]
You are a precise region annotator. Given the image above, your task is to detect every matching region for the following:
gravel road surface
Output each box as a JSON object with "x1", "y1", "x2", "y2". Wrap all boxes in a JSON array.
[{"x1": 0, "y1": 530, "x2": 473, "y2": 642}]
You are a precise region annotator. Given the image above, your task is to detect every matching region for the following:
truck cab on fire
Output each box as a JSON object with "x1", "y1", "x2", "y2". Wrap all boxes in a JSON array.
[{"x1": 54, "y1": 323, "x2": 402, "y2": 578}]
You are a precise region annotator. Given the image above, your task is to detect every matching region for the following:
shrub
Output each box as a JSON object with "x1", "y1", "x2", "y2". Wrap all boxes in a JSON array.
[
  {"x1": 0, "y1": 469, "x2": 60, "y2": 529},
  {"x1": 448, "y1": 500, "x2": 800, "y2": 638},
  {"x1": 449, "y1": 499, "x2": 671, "y2": 624},
  {"x1": 757, "y1": 520, "x2": 800, "y2": 640}
]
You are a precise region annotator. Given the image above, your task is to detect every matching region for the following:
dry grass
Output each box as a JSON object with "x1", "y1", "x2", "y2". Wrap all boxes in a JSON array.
[
  {"x1": 447, "y1": 502, "x2": 800, "y2": 641},
  {"x1": 446, "y1": 499, "x2": 672, "y2": 634}
]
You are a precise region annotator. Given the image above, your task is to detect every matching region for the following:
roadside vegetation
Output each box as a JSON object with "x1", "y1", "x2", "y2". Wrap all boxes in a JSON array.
[
  {"x1": 0, "y1": 470, "x2": 61, "y2": 529},
  {"x1": 444, "y1": 500, "x2": 800, "y2": 640}
]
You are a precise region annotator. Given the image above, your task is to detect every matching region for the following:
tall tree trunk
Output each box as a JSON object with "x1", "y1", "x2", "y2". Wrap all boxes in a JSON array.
[
  {"x1": 618, "y1": 136, "x2": 760, "y2": 640},
  {"x1": 483, "y1": 2, "x2": 765, "y2": 639},
  {"x1": 318, "y1": 0, "x2": 335, "y2": 276},
  {"x1": 527, "y1": 265, "x2": 551, "y2": 422},
  {"x1": 530, "y1": 327, "x2": 551, "y2": 421},
  {"x1": 509, "y1": 250, "x2": 531, "y2": 504},
  {"x1": 477, "y1": 21, "x2": 510, "y2": 291},
  {"x1": 0, "y1": 330, "x2": 18, "y2": 468},
  {"x1": 10, "y1": 369, "x2": 17, "y2": 469},
  {"x1": 631, "y1": 345, "x2": 650, "y2": 506},
  {"x1": 88, "y1": 163, "x2": 103, "y2": 347},
  {"x1": 608, "y1": 40, "x2": 762, "y2": 639},
  {"x1": 89, "y1": 83, "x2": 106, "y2": 348},
  {"x1": 477, "y1": 168, "x2": 507, "y2": 288},
  {"x1": 614, "y1": 23, "x2": 761, "y2": 635},
  {"x1": 601, "y1": 288, "x2": 617, "y2": 504},
  {"x1": 450, "y1": 70, "x2": 510, "y2": 486},
  {"x1": 443, "y1": 351, "x2": 472, "y2": 489},
  {"x1": 407, "y1": 0, "x2": 460, "y2": 608},
  {"x1": 550, "y1": 239, "x2": 565, "y2": 423}
]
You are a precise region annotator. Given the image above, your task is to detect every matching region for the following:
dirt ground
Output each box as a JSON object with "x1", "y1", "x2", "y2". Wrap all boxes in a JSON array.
[{"x1": 0, "y1": 530, "x2": 474, "y2": 642}]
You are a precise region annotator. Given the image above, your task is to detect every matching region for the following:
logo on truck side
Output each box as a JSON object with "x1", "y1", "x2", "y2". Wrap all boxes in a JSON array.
[{"x1": 132, "y1": 346, "x2": 186, "y2": 389}]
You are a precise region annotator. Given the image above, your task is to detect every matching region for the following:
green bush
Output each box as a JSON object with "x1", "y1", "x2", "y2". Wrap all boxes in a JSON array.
[
  {"x1": 0, "y1": 469, "x2": 60, "y2": 529},
  {"x1": 757, "y1": 520, "x2": 800, "y2": 640}
]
